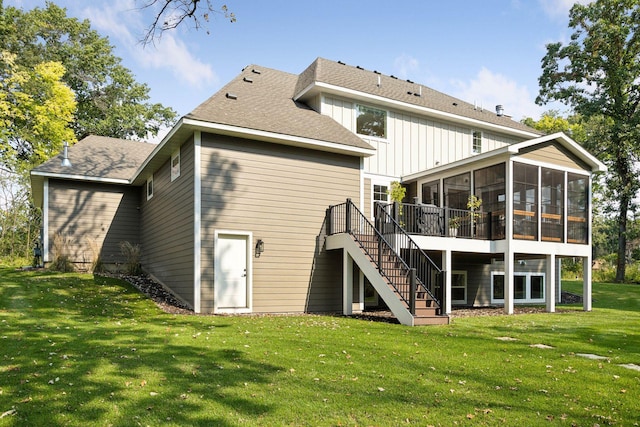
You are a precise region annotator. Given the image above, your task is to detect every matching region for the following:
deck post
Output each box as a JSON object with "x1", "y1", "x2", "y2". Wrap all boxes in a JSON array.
[
  {"x1": 409, "y1": 268, "x2": 417, "y2": 315},
  {"x1": 345, "y1": 198, "x2": 351, "y2": 233},
  {"x1": 325, "y1": 208, "x2": 332, "y2": 236},
  {"x1": 583, "y1": 254, "x2": 592, "y2": 311},
  {"x1": 546, "y1": 253, "x2": 556, "y2": 313}
]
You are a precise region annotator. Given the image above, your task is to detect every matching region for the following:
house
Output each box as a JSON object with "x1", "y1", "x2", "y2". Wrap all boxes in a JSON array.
[{"x1": 30, "y1": 58, "x2": 606, "y2": 325}]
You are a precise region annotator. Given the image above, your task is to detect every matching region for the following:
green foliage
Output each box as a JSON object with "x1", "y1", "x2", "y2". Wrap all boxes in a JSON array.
[
  {"x1": 0, "y1": 171, "x2": 41, "y2": 261},
  {"x1": 1, "y1": 267, "x2": 639, "y2": 425},
  {"x1": 0, "y1": 2, "x2": 176, "y2": 143},
  {"x1": 0, "y1": 51, "x2": 77, "y2": 173},
  {"x1": 537, "y1": 0, "x2": 640, "y2": 282},
  {"x1": 521, "y1": 110, "x2": 586, "y2": 141},
  {"x1": 388, "y1": 180, "x2": 406, "y2": 204}
]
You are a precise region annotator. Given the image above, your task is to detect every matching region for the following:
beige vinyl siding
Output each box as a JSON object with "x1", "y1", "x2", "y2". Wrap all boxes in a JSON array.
[
  {"x1": 199, "y1": 133, "x2": 360, "y2": 313},
  {"x1": 518, "y1": 142, "x2": 587, "y2": 170},
  {"x1": 47, "y1": 180, "x2": 140, "y2": 268},
  {"x1": 140, "y1": 140, "x2": 195, "y2": 307},
  {"x1": 321, "y1": 95, "x2": 524, "y2": 177}
]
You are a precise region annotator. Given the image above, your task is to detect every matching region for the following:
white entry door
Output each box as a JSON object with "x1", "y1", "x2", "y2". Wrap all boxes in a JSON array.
[{"x1": 215, "y1": 233, "x2": 251, "y2": 313}]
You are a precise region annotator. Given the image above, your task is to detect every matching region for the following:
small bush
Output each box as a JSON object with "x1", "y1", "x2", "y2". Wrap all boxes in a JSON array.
[
  {"x1": 119, "y1": 241, "x2": 142, "y2": 275},
  {"x1": 87, "y1": 238, "x2": 105, "y2": 273},
  {"x1": 49, "y1": 233, "x2": 74, "y2": 272}
]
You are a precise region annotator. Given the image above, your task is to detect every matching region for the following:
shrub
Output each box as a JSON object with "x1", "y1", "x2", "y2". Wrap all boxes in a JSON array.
[
  {"x1": 119, "y1": 241, "x2": 142, "y2": 275},
  {"x1": 87, "y1": 237, "x2": 105, "y2": 273},
  {"x1": 49, "y1": 233, "x2": 74, "y2": 272}
]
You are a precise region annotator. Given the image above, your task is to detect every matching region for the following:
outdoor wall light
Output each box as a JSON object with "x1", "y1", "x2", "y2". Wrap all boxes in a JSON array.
[
  {"x1": 255, "y1": 239, "x2": 265, "y2": 258},
  {"x1": 61, "y1": 141, "x2": 72, "y2": 167}
]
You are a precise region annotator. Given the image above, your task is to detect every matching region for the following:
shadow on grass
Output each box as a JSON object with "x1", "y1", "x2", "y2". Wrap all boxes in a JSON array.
[{"x1": 0, "y1": 268, "x2": 281, "y2": 426}]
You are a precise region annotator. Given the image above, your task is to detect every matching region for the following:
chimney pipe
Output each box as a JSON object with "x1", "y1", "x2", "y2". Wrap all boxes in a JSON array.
[
  {"x1": 496, "y1": 105, "x2": 504, "y2": 117},
  {"x1": 61, "y1": 142, "x2": 72, "y2": 167}
]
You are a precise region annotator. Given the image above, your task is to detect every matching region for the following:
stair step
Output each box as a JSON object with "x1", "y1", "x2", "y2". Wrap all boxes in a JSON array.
[{"x1": 413, "y1": 315, "x2": 450, "y2": 326}]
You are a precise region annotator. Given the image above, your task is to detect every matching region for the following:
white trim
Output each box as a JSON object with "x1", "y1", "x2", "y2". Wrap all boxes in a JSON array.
[
  {"x1": 491, "y1": 271, "x2": 546, "y2": 304},
  {"x1": 170, "y1": 148, "x2": 181, "y2": 182},
  {"x1": 182, "y1": 118, "x2": 376, "y2": 157},
  {"x1": 295, "y1": 81, "x2": 541, "y2": 139},
  {"x1": 194, "y1": 132, "x2": 202, "y2": 313},
  {"x1": 43, "y1": 178, "x2": 49, "y2": 263},
  {"x1": 146, "y1": 175, "x2": 154, "y2": 200},
  {"x1": 213, "y1": 230, "x2": 253, "y2": 314},
  {"x1": 30, "y1": 170, "x2": 129, "y2": 184},
  {"x1": 451, "y1": 270, "x2": 467, "y2": 305}
]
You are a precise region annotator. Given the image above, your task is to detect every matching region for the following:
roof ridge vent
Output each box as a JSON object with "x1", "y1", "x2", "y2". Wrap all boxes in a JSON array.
[
  {"x1": 252, "y1": 68, "x2": 262, "y2": 74},
  {"x1": 243, "y1": 77, "x2": 254, "y2": 83},
  {"x1": 390, "y1": 75, "x2": 398, "y2": 79},
  {"x1": 338, "y1": 60, "x2": 345, "y2": 65},
  {"x1": 356, "y1": 65, "x2": 364, "y2": 70},
  {"x1": 226, "y1": 93, "x2": 238, "y2": 100}
]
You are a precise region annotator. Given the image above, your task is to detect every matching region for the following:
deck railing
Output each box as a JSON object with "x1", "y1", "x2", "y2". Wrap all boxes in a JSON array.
[
  {"x1": 380, "y1": 203, "x2": 506, "y2": 240},
  {"x1": 326, "y1": 199, "x2": 443, "y2": 313}
]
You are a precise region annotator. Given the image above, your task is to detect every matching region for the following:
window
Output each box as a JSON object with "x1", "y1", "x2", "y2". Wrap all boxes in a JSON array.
[
  {"x1": 171, "y1": 149, "x2": 180, "y2": 181},
  {"x1": 474, "y1": 163, "x2": 506, "y2": 239},
  {"x1": 567, "y1": 173, "x2": 589, "y2": 244},
  {"x1": 444, "y1": 172, "x2": 470, "y2": 210},
  {"x1": 513, "y1": 163, "x2": 538, "y2": 240},
  {"x1": 491, "y1": 272, "x2": 545, "y2": 303},
  {"x1": 451, "y1": 271, "x2": 467, "y2": 305},
  {"x1": 541, "y1": 168, "x2": 564, "y2": 242},
  {"x1": 472, "y1": 131, "x2": 482, "y2": 154},
  {"x1": 146, "y1": 175, "x2": 154, "y2": 200},
  {"x1": 421, "y1": 180, "x2": 440, "y2": 206},
  {"x1": 356, "y1": 104, "x2": 387, "y2": 138},
  {"x1": 373, "y1": 184, "x2": 389, "y2": 202}
]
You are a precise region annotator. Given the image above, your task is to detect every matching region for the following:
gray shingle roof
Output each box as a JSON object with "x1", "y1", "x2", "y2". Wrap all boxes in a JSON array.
[
  {"x1": 186, "y1": 65, "x2": 374, "y2": 150},
  {"x1": 295, "y1": 58, "x2": 541, "y2": 136},
  {"x1": 32, "y1": 135, "x2": 155, "y2": 181}
]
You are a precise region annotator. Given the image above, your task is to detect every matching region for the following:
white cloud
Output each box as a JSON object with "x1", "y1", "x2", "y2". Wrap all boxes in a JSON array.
[
  {"x1": 81, "y1": 0, "x2": 217, "y2": 88},
  {"x1": 538, "y1": 0, "x2": 593, "y2": 20},
  {"x1": 393, "y1": 54, "x2": 420, "y2": 80},
  {"x1": 450, "y1": 67, "x2": 543, "y2": 121}
]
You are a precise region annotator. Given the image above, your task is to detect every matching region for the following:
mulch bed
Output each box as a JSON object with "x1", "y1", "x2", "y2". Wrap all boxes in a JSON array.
[{"x1": 112, "y1": 273, "x2": 585, "y2": 320}]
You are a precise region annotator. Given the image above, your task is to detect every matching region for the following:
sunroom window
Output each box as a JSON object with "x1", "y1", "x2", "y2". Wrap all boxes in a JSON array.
[
  {"x1": 513, "y1": 163, "x2": 538, "y2": 240},
  {"x1": 356, "y1": 104, "x2": 387, "y2": 139},
  {"x1": 567, "y1": 173, "x2": 589, "y2": 244}
]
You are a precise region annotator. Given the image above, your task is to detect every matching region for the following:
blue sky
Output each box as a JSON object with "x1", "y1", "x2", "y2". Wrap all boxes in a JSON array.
[{"x1": 8, "y1": 0, "x2": 588, "y2": 127}]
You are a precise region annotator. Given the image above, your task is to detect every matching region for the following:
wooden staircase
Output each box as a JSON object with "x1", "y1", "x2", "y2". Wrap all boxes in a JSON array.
[
  {"x1": 353, "y1": 233, "x2": 449, "y2": 326},
  {"x1": 326, "y1": 199, "x2": 449, "y2": 326}
]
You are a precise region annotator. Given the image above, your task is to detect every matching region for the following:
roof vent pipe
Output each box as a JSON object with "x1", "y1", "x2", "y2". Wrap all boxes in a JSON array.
[
  {"x1": 61, "y1": 142, "x2": 71, "y2": 167},
  {"x1": 496, "y1": 105, "x2": 504, "y2": 116}
]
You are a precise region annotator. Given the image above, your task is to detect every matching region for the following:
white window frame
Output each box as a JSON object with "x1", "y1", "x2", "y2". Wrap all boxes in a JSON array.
[
  {"x1": 171, "y1": 149, "x2": 181, "y2": 182},
  {"x1": 472, "y1": 131, "x2": 482, "y2": 154},
  {"x1": 491, "y1": 271, "x2": 545, "y2": 304},
  {"x1": 355, "y1": 104, "x2": 388, "y2": 141},
  {"x1": 451, "y1": 270, "x2": 467, "y2": 305},
  {"x1": 146, "y1": 175, "x2": 154, "y2": 200},
  {"x1": 370, "y1": 178, "x2": 392, "y2": 218}
]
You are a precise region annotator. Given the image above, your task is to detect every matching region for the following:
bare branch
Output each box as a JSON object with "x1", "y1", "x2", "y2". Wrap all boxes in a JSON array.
[{"x1": 138, "y1": 0, "x2": 235, "y2": 46}]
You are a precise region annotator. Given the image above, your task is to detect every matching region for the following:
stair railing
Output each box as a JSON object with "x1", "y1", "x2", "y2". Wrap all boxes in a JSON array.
[{"x1": 326, "y1": 199, "x2": 443, "y2": 313}]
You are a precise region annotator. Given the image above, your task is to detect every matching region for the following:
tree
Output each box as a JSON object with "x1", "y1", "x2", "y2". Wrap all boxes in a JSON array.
[
  {"x1": 1, "y1": 2, "x2": 177, "y2": 144},
  {"x1": 138, "y1": 0, "x2": 235, "y2": 45},
  {"x1": 536, "y1": 0, "x2": 640, "y2": 282},
  {"x1": 1, "y1": 52, "x2": 77, "y2": 174},
  {"x1": 521, "y1": 110, "x2": 585, "y2": 140}
]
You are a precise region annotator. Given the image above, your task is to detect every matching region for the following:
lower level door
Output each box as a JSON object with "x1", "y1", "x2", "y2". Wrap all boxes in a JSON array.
[{"x1": 215, "y1": 233, "x2": 250, "y2": 312}]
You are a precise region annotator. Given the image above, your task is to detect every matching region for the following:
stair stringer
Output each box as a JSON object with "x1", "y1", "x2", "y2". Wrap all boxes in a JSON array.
[{"x1": 326, "y1": 233, "x2": 415, "y2": 326}]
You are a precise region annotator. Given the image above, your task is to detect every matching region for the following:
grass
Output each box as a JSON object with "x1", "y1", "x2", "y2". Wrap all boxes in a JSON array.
[{"x1": 0, "y1": 266, "x2": 639, "y2": 426}]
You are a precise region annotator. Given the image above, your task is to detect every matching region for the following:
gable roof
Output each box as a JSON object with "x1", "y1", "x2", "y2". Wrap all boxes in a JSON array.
[
  {"x1": 30, "y1": 135, "x2": 156, "y2": 205},
  {"x1": 185, "y1": 64, "x2": 375, "y2": 154},
  {"x1": 294, "y1": 58, "x2": 542, "y2": 139}
]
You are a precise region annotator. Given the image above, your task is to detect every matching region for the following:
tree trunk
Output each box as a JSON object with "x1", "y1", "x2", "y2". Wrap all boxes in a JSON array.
[{"x1": 615, "y1": 195, "x2": 629, "y2": 283}]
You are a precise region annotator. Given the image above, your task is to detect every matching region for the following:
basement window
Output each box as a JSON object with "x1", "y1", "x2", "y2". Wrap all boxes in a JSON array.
[{"x1": 356, "y1": 104, "x2": 387, "y2": 139}]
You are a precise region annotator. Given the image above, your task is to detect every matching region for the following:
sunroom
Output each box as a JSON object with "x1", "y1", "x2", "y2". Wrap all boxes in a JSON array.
[{"x1": 399, "y1": 133, "x2": 606, "y2": 314}]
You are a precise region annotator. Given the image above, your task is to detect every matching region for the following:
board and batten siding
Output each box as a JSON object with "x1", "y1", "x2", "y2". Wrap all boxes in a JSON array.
[
  {"x1": 46, "y1": 180, "x2": 140, "y2": 268},
  {"x1": 322, "y1": 96, "x2": 522, "y2": 178},
  {"x1": 140, "y1": 140, "x2": 195, "y2": 308},
  {"x1": 199, "y1": 133, "x2": 361, "y2": 313}
]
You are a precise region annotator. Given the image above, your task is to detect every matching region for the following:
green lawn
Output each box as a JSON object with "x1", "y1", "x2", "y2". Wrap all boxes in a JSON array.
[{"x1": 1, "y1": 266, "x2": 639, "y2": 426}]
